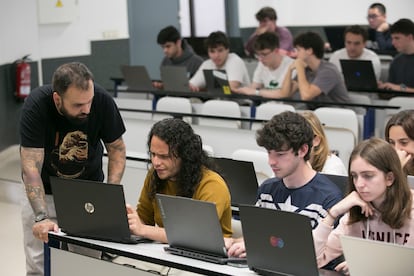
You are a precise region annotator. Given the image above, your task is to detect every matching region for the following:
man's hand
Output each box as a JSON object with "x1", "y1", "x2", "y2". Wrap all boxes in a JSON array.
[
  {"x1": 377, "y1": 22, "x2": 390, "y2": 32},
  {"x1": 32, "y1": 219, "x2": 59, "y2": 243}
]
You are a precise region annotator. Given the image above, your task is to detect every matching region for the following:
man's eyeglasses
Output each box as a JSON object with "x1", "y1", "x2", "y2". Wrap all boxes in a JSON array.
[
  {"x1": 255, "y1": 50, "x2": 273, "y2": 59},
  {"x1": 367, "y1": 14, "x2": 380, "y2": 20}
]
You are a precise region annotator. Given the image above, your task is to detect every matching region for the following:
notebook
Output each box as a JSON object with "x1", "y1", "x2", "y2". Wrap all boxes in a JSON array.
[
  {"x1": 239, "y1": 205, "x2": 320, "y2": 276},
  {"x1": 339, "y1": 59, "x2": 378, "y2": 91},
  {"x1": 50, "y1": 177, "x2": 148, "y2": 244},
  {"x1": 156, "y1": 194, "x2": 246, "y2": 265},
  {"x1": 160, "y1": 66, "x2": 190, "y2": 92},
  {"x1": 341, "y1": 235, "x2": 414, "y2": 276},
  {"x1": 324, "y1": 26, "x2": 346, "y2": 52},
  {"x1": 120, "y1": 65, "x2": 156, "y2": 91},
  {"x1": 203, "y1": 69, "x2": 232, "y2": 95},
  {"x1": 212, "y1": 157, "x2": 258, "y2": 207}
]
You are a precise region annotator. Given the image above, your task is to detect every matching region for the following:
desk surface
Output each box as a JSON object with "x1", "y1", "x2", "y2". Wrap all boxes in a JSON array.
[{"x1": 49, "y1": 232, "x2": 341, "y2": 276}]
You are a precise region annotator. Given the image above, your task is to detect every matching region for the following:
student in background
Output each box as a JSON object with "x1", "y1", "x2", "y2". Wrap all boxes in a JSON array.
[
  {"x1": 127, "y1": 118, "x2": 232, "y2": 243},
  {"x1": 366, "y1": 2, "x2": 395, "y2": 51},
  {"x1": 279, "y1": 32, "x2": 351, "y2": 108},
  {"x1": 301, "y1": 111, "x2": 347, "y2": 176},
  {"x1": 329, "y1": 25, "x2": 381, "y2": 80},
  {"x1": 22, "y1": 62, "x2": 126, "y2": 276},
  {"x1": 233, "y1": 32, "x2": 293, "y2": 97},
  {"x1": 154, "y1": 25, "x2": 204, "y2": 89},
  {"x1": 244, "y1": 6, "x2": 294, "y2": 57},
  {"x1": 378, "y1": 19, "x2": 414, "y2": 92},
  {"x1": 385, "y1": 109, "x2": 414, "y2": 175},
  {"x1": 227, "y1": 111, "x2": 342, "y2": 258},
  {"x1": 313, "y1": 138, "x2": 414, "y2": 274},
  {"x1": 189, "y1": 31, "x2": 250, "y2": 92}
]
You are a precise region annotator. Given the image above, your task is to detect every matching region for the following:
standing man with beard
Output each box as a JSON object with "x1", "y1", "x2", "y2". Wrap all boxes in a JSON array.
[{"x1": 20, "y1": 62, "x2": 126, "y2": 276}]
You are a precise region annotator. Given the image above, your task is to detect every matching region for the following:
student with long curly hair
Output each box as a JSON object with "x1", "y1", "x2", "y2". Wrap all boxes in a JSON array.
[{"x1": 126, "y1": 118, "x2": 232, "y2": 243}]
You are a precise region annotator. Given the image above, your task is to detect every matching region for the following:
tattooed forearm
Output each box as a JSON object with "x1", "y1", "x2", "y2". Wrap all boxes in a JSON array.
[
  {"x1": 20, "y1": 146, "x2": 48, "y2": 216},
  {"x1": 105, "y1": 137, "x2": 126, "y2": 184}
]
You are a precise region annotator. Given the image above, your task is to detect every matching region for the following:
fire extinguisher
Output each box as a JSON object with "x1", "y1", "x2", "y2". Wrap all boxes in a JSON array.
[{"x1": 15, "y1": 55, "x2": 31, "y2": 101}]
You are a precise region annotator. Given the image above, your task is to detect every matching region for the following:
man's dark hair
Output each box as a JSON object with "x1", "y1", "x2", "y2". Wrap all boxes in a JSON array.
[
  {"x1": 369, "y1": 3, "x2": 386, "y2": 15},
  {"x1": 390, "y1": 18, "x2": 414, "y2": 36},
  {"x1": 254, "y1": 32, "x2": 280, "y2": 51},
  {"x1": 205, "y1": 31, "x2": 230, "y2": 50},
  {"x1": 294, "y1": 31, "x2": 325, "y2": 59},
  {"x1": 52, "y1": 62, "x2": 94, "y2": 95},
  {"x1": 157, "y1": 25, "x2": 181, "y2": 45},
  {"x1": 256, "y1": 6, "x2": 277, "y2": 21},
  {"x1": 146, "y1": 118, "x2": 212, "y2": 199},
  {"x1": 256, "y1": 111, "x2": 314, "y2": 161},
  {"x1": 344, "y1": 25, "x2": 369, "y2": 42}
]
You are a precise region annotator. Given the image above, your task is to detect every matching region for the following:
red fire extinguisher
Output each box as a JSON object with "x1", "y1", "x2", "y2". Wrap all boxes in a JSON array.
[{"x1": 15, "y1": 55, "x2": 31, "y2": 101}]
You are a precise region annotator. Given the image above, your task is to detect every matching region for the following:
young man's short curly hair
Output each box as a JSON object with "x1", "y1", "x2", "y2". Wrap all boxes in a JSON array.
[{"x1": 256, "y1": 111, "x2": 314, "y2": 161}]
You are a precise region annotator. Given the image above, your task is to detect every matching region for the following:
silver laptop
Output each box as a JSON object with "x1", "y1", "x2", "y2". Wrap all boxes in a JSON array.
[
  {"x1": 212, "y1": 157, "x2": 258, "y2": 207},
  {"x1": 160, "y1": 66, "x2": 190, "y2": 92},
  {"x1": 120, "y1": 65, "x2": 156, "y2": 91},
  {"x1": 240, "y1": 205, "x2": 338, "y2": 276},
  {"x1": 50, "y1": 177, "x2": 149, "y2": 244},
  {"x1": 341, "y1": 235, "x2": 414, "y2": 276},
  {"x1": 156, "y1": 194, "x2": 246, "y2": 265}
]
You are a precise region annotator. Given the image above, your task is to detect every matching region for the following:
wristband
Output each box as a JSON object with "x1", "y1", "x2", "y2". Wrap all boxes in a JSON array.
[
  {"x1": 255, "y1": 89, "x2": 260, "y2": 96},
  {"x1": 400, "y1": 83, "x2": 407, "y2": 91},
  {"x1": 34, "y1": 213, "x2": 49, "y2": 223}
]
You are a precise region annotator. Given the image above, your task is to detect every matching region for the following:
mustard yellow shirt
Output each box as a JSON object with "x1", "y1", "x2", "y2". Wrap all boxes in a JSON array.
[{"x1": 137, "y1": 167, "x2": 232, "y2": 237}]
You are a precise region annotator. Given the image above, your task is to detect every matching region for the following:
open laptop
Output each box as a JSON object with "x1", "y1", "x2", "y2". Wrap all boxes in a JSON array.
[
  {"x1": 324, "y1": 26, "x2": 346, "y2": 52},
  {"x1": 239, "y1": 205, "x2": 321, "y2": 276},
  {"x1": 156, "y1": 194, "x2": 246, "y2": 265},
  {"x1": 340, "y1": 59, "x2": 378, "y2": 91},
  {"x1": 120, "y1": 65, "x2": 156, "y2": 91},
  {"x1": 341, "y1": 235, "x2": 414, "y2": 276},
  {"x1": 212, "y1": 157, "x2": 258, "y2": 207},
  {"x1": 203, "y1": 69, "x2": 232, "y2": 95},
  {"x1": 160, "y1": 66, "x2": 190, "y2": 92},
  {"x1": 50, "y1": 177, "x2": 148, "y2": 244}
]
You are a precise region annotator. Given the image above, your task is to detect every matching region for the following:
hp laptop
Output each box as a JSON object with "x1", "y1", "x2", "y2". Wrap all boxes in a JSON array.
[
  {"x1": 203, "y1": 69, "x2": 232, "y2": 95},
  {"x1": 340, "y1": 59, "x2": 378, "y2": 91},
  {"x1": 120, "y1": 65, "x2": 155, "y2": 91},
  {"x1": 341, "y1": 235, "x2": 414, "y2": 276},
  {"x1": 239, "y1": 205, "x2": 321, "y2": 276},
  {"x1": 156, "y1": 194, "x2": 246, "y2": 265},
  {"x1": 324, "y1": 26, "x2": 346, "y2": 52},
  {"x1": 50, "y1": 177, "x2": 148, "y2": 244},
  {"x1": 160, "y1": 66, "x2": 190, "y2": 92},
  {"x1": 212, "y1": 157, "x2": 258, "y2": 207}
]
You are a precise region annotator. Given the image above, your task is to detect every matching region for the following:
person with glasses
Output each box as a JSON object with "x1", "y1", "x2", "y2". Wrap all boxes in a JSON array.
[
  {"x1": 244, "y1": 6, "x2": 294, "y2": 57},
  {"x1": 233, "y1": 32, "x2": 293, "y2": 97},
  {"x1": 366, "y1": 2, "x2": 395, "y2": 51}
]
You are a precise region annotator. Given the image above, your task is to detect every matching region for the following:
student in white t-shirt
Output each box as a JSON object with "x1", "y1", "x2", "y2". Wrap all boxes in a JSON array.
[
  {"x1": 329, "y1": 25, "x2": 381, "y2": 80},
  {"x1": 233, "y1": 32, "x2": 294, "y2": 98}
]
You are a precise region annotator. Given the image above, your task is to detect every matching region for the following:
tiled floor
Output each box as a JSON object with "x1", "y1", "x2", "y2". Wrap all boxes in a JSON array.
[{"x1": 0, "y1": 145, "x2": 26, "y2": 276}]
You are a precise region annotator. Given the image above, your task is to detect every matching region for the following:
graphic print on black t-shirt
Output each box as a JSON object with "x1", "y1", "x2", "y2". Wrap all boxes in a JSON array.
[{"x1": 51, "y1": 130, "x2": 89, "y2": 178}]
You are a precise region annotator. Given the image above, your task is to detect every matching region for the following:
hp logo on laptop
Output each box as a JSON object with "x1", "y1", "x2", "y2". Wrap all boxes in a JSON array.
[{"x1": 84, "y1": 202, "x2": 95, "y2": 214}]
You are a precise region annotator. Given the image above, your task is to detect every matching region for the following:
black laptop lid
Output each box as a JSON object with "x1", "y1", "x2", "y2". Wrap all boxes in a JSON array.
[
  {"x1": 203, "y1": 69, "x2": 231, "y2": 94},
  {"x1": 50, "y1": 177, "x2": 133, "y2": 243},
  {"x1": 156, "y1": 194, "x2": 227, "y2": 257},
  {"x1": 213, "y1": 157, "x2": 258, "y2": 206},
  {"x1": 340, "y1": 59, "x2": 378, "y2": 90},
  {"x1": 239, "y1": 205, "x2": 319, "y2": 276}
]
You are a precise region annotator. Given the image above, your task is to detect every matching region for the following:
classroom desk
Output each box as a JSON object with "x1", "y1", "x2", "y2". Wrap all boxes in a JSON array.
[{"x1": 47, "y1": 232, "x2": 341, "y2": 276}]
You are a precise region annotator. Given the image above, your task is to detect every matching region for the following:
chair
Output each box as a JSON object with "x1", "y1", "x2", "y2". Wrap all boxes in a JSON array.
[
  {"x1": 252, "y1": 101, "x2": 295, "y2": 130},
  {"x1": 113, "y1": 98, "x2": 153, "y2": 120},
  {"x1": 198, "y1": 99, "x2": 241, "y2": 129},
  {"x1": 231, "y1": 149, "x2": 273, "y2": 185},
  {"x1": 321, "y1": 173, "x2": 348, "y2": 196},
  {"x1": 323, "y1": 126, "x2": 356, "y2": 171},
  {"x1": 314, "y1": 107, "x2": 359, "y2": 143},
  {"x1": 154, "y1": 96, "x2": 193, "y2": 123},
  {"x1": 348, "y1": 93, "x2": 372, "y2": 141},
  {"x1": 385, "y1": 96, "x2": 414, "y2": 122}
]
